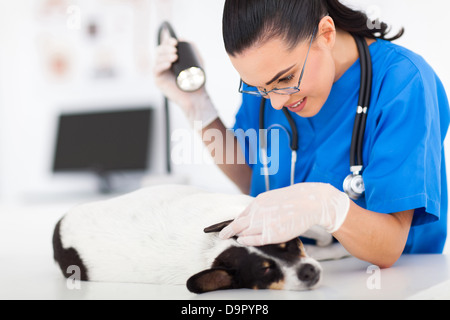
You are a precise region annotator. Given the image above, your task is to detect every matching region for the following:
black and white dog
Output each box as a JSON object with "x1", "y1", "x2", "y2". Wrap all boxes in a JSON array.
[{"x1": 53, "y1": 185, "x2": 339, "y2": 293}]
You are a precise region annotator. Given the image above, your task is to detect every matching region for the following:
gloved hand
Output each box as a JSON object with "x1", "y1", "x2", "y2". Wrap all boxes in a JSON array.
[
  {"x1": 153, "y1": 30, "x2": 219, "y2": 129},
  {"x1": 219, "y1": 183, "x2": 351, "y2": 246}
]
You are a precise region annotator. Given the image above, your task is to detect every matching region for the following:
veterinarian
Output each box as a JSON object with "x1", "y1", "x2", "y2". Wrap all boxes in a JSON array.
[{"x1": 153, "y1": 0, "x2": 449, "y2": 268}]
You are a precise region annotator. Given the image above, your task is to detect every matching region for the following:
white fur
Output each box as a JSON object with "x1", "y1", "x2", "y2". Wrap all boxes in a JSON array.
[{"x1": 59, "y1": 185, "x2": 252, "y2": 285}]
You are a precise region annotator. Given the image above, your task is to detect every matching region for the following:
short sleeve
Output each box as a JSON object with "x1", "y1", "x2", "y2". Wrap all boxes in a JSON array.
[{"x1": 363, "y1": 59, "x2": 447, "y2": 226}]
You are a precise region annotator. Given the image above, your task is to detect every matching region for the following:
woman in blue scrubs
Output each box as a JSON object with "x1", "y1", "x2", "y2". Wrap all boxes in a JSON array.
[{"x1": 154, "y1": 0, "x2": 449, "y2": 268}]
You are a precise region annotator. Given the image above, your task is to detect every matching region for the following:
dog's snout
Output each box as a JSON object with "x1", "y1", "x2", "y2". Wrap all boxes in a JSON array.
[{"x1": 297, "y1": 263, "x2": 320, "y2": 287}]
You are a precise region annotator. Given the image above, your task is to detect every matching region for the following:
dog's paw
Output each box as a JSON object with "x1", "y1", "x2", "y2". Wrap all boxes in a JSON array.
[
  {"x1": 302, "y1": 226, "x2": 334, "y2": 247},
  {"x1": 304, "y1": 243, "x2": 351, "y2": 262}
]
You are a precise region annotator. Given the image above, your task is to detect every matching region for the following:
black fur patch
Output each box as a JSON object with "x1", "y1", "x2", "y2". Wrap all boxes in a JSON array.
[
  {"x1": 52, "y1": 218, "x2": 89, "y2": 281},
  {"x1": 212, "y1": 246, "x2": 284, "y2": 290}
]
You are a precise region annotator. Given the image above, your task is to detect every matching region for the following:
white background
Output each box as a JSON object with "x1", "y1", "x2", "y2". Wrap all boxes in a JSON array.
[{"x1": 0, "y1": 0, "x2": 449, "y2": 253}]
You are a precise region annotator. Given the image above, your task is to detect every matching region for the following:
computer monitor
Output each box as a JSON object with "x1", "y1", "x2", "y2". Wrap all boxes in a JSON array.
[{"x1": 53, "y1": 108, "x2": 153, "y2": 192}]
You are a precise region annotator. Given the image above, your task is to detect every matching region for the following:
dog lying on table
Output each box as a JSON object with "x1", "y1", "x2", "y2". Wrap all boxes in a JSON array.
[{"x1": 53, "y1": 185, "x2": 349, "y2": 293}]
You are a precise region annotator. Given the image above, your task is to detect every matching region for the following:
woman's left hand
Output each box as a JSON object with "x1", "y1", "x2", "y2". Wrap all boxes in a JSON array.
[{"x1": 219, "y1": 183, "x2": 351, "y2": 246}]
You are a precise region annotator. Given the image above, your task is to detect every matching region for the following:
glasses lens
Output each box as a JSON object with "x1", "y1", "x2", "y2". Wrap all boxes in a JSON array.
[{"x1": 240, "y1": 82, "x2": 263, "y2": 96}]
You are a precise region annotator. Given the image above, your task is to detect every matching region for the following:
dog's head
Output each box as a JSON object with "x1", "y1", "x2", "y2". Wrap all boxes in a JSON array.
[{"x1": 186, "y1": 220, "x2": 322, "y2": 294}]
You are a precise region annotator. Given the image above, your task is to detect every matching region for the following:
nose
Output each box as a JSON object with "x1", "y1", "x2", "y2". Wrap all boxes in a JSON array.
[
  {"x1": 268, "y1": 93, "x2": 291, "y2": 110},
  {"x1": 297, "y1": 263, "x2": 321, "y2": 287}
]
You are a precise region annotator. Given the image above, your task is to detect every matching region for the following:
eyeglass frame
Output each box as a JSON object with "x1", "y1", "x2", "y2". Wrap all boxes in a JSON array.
[{"x1": 239, "y1": 26, "x2": 318, "y2": 98}]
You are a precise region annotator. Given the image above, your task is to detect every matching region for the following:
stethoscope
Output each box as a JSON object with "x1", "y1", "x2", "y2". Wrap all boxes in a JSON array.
[{"x1": 260, "y1": 34, "x2": 372, "y2": 200}]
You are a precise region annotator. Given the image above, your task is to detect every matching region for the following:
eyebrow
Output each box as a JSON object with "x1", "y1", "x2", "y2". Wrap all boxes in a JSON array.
[{"x1": 265, "y1": 64, "x2": 296, "y2": 86}]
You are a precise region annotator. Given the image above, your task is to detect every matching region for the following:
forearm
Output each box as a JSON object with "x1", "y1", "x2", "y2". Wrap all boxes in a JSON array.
[
  {"x1": 333, "y1": 201, "x2": 414, "y2": 268},
  {"x1": 201, "y1": 118, "x2": 252, "y2": 195}
]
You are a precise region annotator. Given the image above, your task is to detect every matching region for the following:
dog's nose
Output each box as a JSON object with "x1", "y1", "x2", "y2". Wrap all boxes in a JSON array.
[{"x1": 297, "y1": 263, "x2": 320, "y2": 287}]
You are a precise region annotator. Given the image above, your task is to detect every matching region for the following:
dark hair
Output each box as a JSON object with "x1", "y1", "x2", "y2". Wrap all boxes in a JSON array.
[{"x1": 223, "y1": 0, "x2": 404, "y2": 56}]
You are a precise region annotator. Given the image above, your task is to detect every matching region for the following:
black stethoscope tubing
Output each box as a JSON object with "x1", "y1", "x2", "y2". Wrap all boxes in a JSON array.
[
  {"x1": 259, "y1": 34, "x2": 372, "y2": 198},
  {"x1": 352, "y1": 35, "x2": 372, "y2": 169}
]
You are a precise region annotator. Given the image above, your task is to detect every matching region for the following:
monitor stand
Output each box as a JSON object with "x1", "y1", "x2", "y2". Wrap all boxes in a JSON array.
[{"x1": 97, "y1": 171, "x2": 114, "y2": 194}]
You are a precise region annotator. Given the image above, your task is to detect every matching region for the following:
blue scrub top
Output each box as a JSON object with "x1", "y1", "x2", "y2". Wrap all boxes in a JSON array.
[{"x1": 233, "y1": 39, "x2": 450, "y2": 254}]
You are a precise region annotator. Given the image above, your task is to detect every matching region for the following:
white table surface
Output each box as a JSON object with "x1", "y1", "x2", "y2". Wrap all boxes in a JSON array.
[{"x1": 1, "y1": 201, "x2": 449, "y2": 300}]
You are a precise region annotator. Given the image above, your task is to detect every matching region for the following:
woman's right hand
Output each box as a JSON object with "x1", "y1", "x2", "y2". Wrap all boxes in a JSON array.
[
  {"x1": 153, "y1": 30, "x2": 189, "y2": 107},
  {"x1": 153, "y1": 30, "x2": 218, "y2": 129}
]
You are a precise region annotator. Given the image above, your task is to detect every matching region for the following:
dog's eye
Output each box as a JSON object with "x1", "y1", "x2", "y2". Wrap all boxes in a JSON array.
[{"x1": 261, "y1": 261, "x2": 275, "y2": 275}]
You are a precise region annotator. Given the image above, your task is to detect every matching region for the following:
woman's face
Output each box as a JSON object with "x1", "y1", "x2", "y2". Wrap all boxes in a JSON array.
[{"x1": 229, "y1": 21, "x2": 336, "y2": 118}]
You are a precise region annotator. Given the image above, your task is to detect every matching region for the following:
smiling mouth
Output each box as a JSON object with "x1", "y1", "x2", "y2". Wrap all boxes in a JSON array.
[
  {"x1": 286, "y1": 98, "x2": 305, "y2": 109},
  {"x1": 285, "y1": 97, "x2": 307, "y2": 112}
]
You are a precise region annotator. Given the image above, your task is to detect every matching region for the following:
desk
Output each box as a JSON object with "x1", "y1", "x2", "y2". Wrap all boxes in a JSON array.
[{"x1": 0, "y1": 202, "x2": 449, "y2": 300}]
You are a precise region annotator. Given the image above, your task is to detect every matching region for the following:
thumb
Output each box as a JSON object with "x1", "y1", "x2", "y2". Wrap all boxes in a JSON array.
[{"x1": 160, "y1": 28, "x2": 177, "y2": 46}]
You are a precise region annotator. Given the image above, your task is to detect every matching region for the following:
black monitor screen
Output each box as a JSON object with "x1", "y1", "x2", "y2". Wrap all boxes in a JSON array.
[{"x1": 53, "y1": 108, "x2": 153, "y2": 173}]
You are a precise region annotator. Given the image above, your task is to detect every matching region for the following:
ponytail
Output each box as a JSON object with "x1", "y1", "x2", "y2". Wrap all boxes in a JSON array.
[{"x1": 325, "y1": 0, "x2": 404, "y2": 41}]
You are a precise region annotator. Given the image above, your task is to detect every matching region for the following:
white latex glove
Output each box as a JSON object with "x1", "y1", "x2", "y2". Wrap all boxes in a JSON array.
[
  {"x1": 153, "y1": 30, "x2": 219, "y2": 129},
  {"x1": 219, "y1": 183, "x2": 351, "y2": 246}
]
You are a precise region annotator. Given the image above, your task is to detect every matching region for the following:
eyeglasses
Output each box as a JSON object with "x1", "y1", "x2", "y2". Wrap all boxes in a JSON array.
[{"x1": 239, "y1": 27, "x2": 317, "y2": 98}]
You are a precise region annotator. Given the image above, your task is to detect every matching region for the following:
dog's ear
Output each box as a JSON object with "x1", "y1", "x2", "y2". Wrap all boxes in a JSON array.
[
  {"x1": 186, "y1": 268, "x2": 234, "y2": 294},
  {"x1": 203, "y1": 220, "x2": 234, "y2": 234}
]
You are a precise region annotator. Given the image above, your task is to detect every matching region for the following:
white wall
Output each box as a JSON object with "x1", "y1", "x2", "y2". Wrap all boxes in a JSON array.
[
  {"x1": 0, "y1": 0, "x2": 242, "y2": 202},
  {"x1": 0, "y1": 0, "x2": 449, "y2": 252}
]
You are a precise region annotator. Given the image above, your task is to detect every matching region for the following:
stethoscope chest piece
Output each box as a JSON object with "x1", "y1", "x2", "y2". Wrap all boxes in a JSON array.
[{"x1": 343, "y1": 173, "x2": 365, "y2": 200}]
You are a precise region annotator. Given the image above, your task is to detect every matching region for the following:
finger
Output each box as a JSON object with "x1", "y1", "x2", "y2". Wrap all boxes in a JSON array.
[
  {"x1": 156, "y1": 43, "x2": 177, "y2": 56},
  {"x1": 154, "y1": 55, "x2": 177, "y2": 72},
  {"x1": 153, "y1": 52, "x2": 178, "y2": 75},
  {"x1": 219, "y1": 215, "x2": 251, "y2": 240},
  {"x1": 153, "y1": 62, "x2": 173, "y2": 77},
  {"x1": 234, "y1": 201, "x2": 254, "y2": 219},
  {"x1": 155, "y1": 53, "x2": 178, "y2": 67},
  {"x1": 155, "y1": 48, "x2": 178, "y2": 65},
  {"x1": 236, "y1": 235, "x2": 266, "y2": 247},
  {"x1": 160, "y1": 28, "x2": 178, "y2": 46},
  {"x1": 219, "y1": 200, "x2": 261, "y2": 239},
  {"x1": 237, "y1": 215, "x2": 263, "y2": 237}
]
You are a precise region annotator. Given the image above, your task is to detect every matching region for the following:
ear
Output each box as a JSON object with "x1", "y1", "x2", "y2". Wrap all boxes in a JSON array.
[
  {"x1": 317, "y1": 15, "x2": 336, "y2": 49},
  {"x1": 203, "y1": 220, "x2": 234, "y2": 234},
  {"x1": 186, "y1": 268, "x2": 234, "y2": 294}
]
